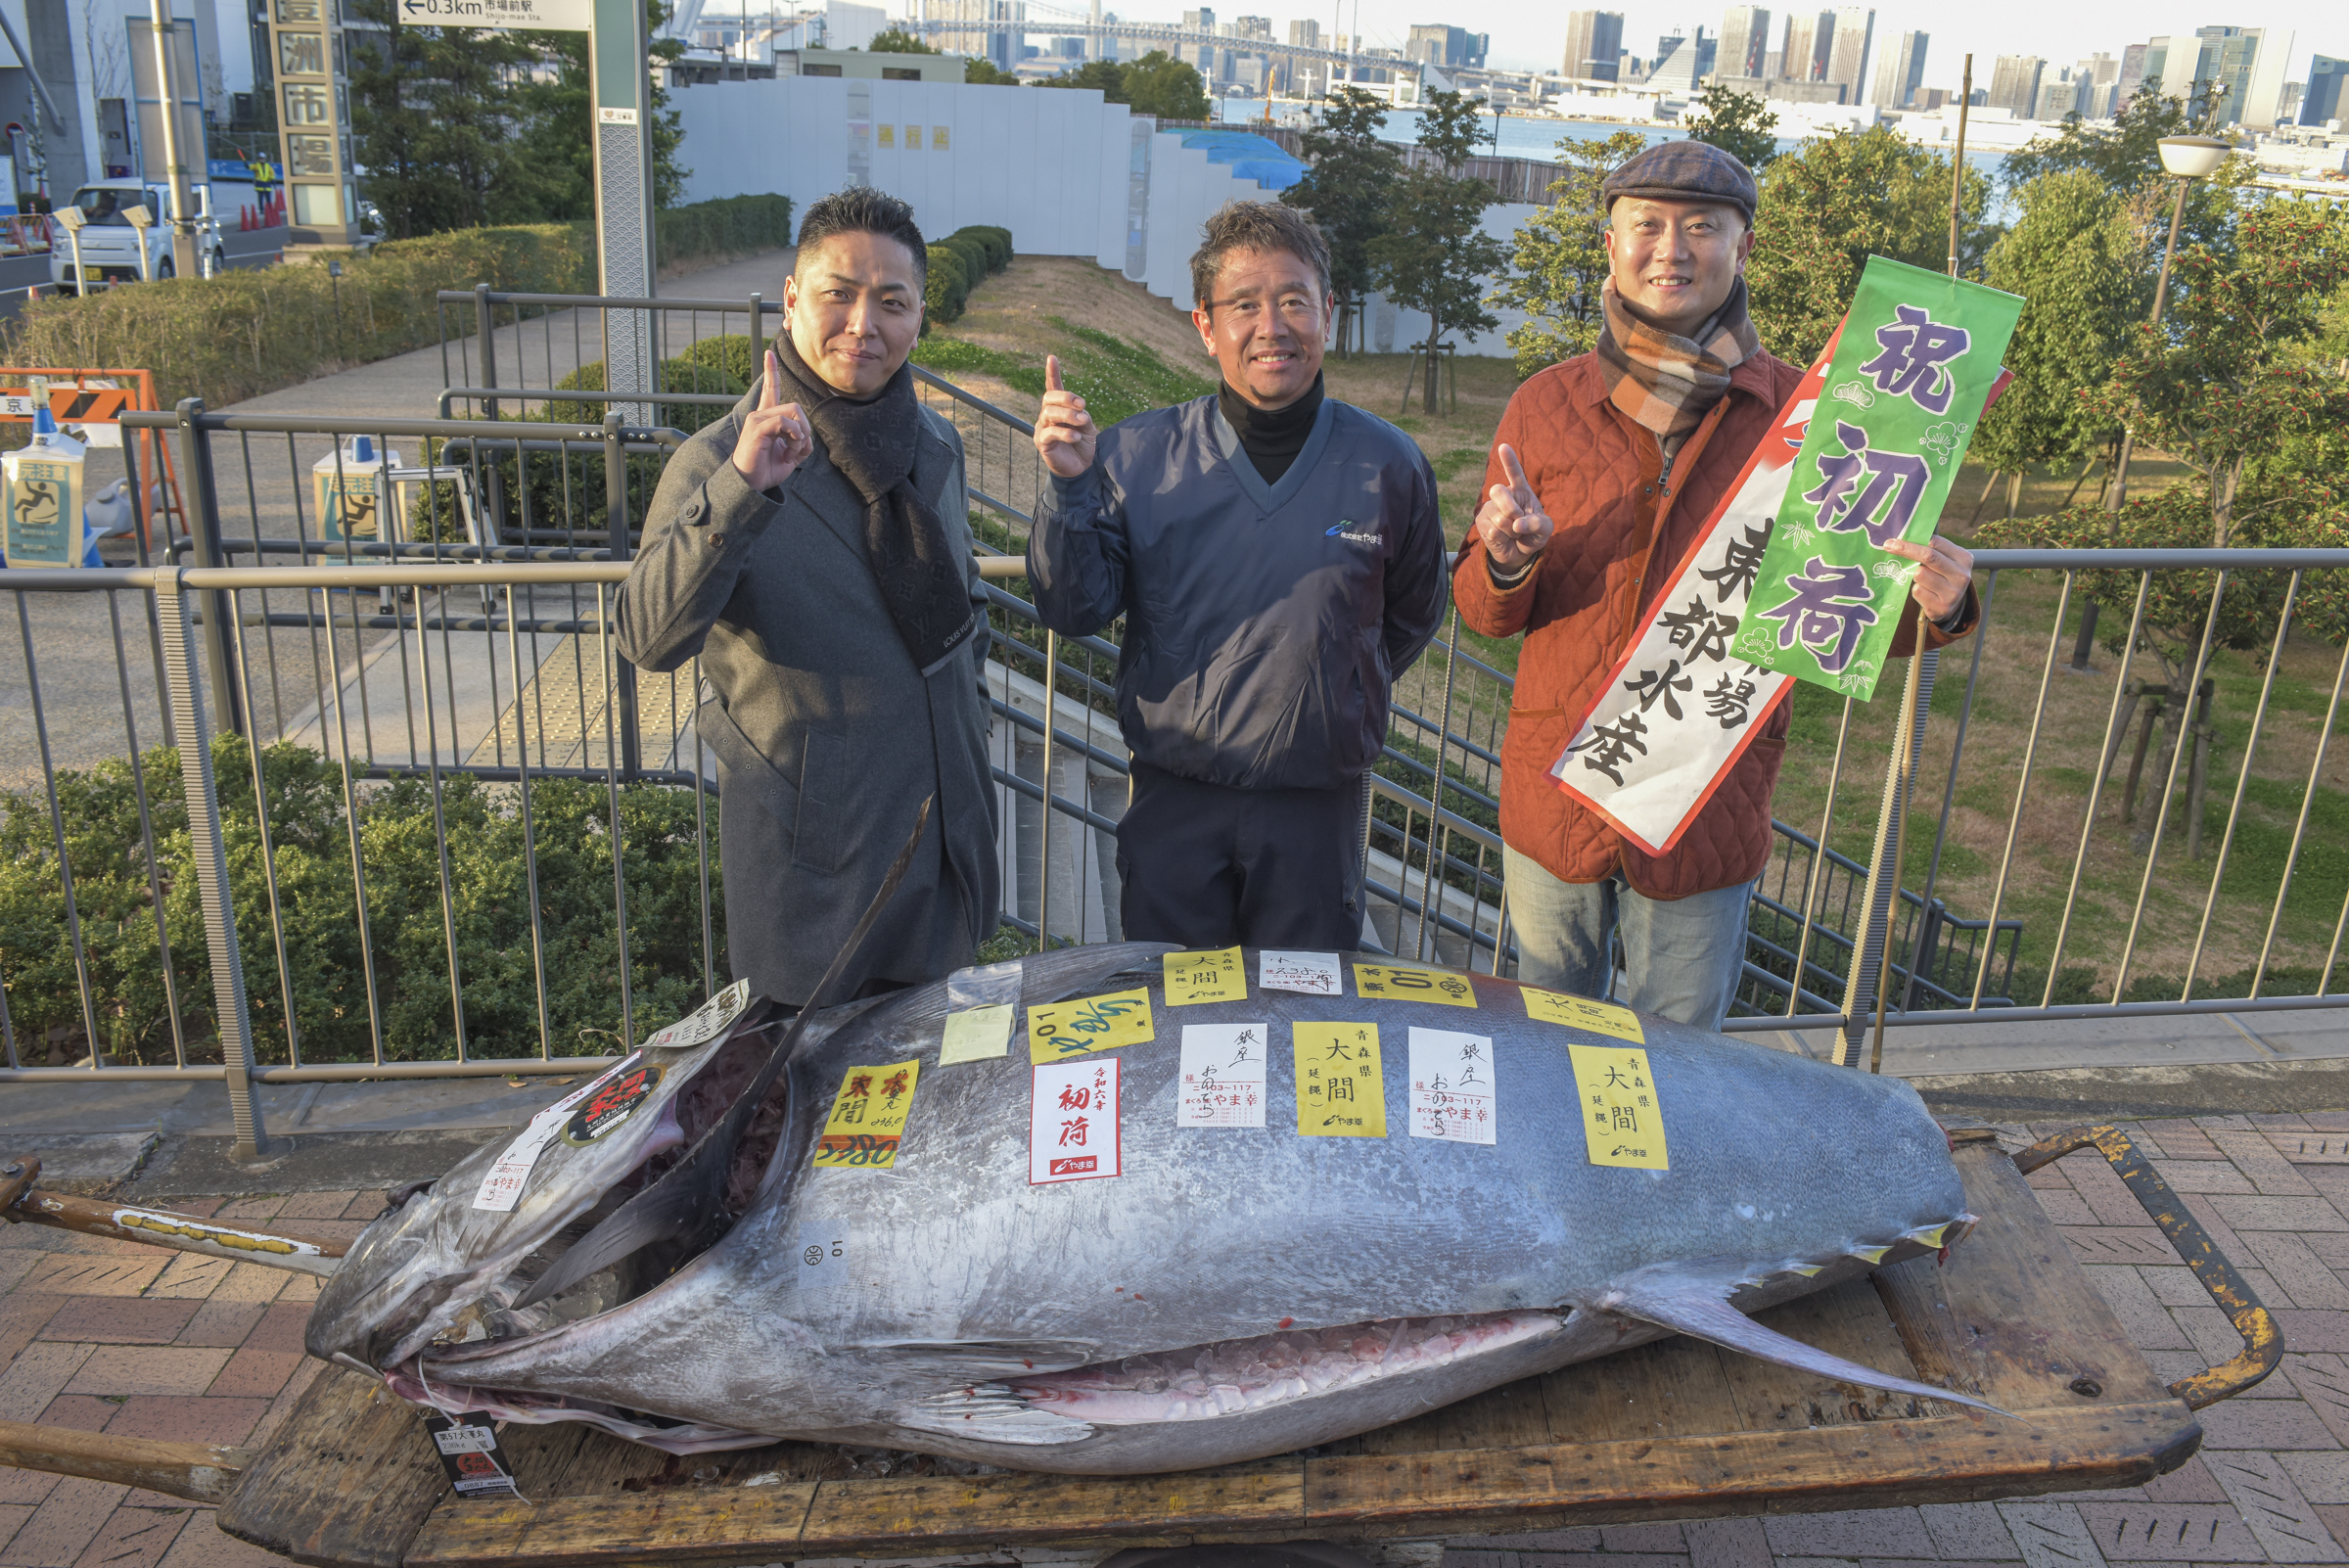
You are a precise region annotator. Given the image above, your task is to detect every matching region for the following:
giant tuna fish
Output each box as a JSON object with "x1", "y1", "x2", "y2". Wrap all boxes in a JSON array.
[{"x1": 308, "y1": 936, "x2": 1991, "y2": 1476}]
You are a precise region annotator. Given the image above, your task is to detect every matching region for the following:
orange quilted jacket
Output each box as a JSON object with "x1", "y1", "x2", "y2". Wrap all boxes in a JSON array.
[{"x1": 1453, "y1": 350, "x2": 1976, "y2": 899}]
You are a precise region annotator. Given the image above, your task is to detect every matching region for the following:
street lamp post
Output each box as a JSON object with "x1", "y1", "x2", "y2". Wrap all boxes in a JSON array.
[
  {"x1": 2068, "y1": 132, "x2": 2232, "y2": 673},
  {"x1": 124, "y1": 204, "x2": 156, "y2": 283},
  {"x1": 53, "y1": 205, "x2": 88, "y2": 297}
]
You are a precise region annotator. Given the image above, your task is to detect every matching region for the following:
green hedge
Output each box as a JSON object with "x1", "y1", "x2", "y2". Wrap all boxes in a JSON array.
[
  {"x1": 2, "y1": 195, "x2": 792, "y2": 413},
  {"x1": 925, "y1": 244, "x2": 970, "y2": 324},
  {"x1": 0, "y1": 738, "x2": 721, "y2": 1066}
]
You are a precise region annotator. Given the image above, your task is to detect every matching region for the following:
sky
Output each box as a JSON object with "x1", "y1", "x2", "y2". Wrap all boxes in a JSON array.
[{"x1": 1041, "y1": 0, "x2": 2345, "y2": 102}]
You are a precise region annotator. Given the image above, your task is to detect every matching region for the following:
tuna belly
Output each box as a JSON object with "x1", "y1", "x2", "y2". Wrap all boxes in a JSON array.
[{"x1": 888, "y1": 1309, "x2": 1580, "y2": 1475}]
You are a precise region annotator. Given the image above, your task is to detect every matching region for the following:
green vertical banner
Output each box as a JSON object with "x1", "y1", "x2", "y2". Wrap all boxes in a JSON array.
[{"x1": 1732, "y1": 256, "x2": 2023, "y2": 701}]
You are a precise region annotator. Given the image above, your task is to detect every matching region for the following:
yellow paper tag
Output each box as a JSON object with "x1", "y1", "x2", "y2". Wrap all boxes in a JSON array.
[
  {"x1": 1164, "y1": 946, "x2": 1245, "y2": 1006},
  {"x1": 812, "y1": 1060, "x2": 921, "y2": 1169},
  {"x1": 1294, "y1": 1024, "x2": 1386, "y2": 1136},
  {"x1": 1522, "y1": 988, "x2": 1644, "y2": 1042},
  {"x1": 939, "y1": 1004, "x2": 1013, "y2": 1065},
  {"x1": 1352, "y1": 964, "x2": 1477, "y2": 1008},
  {"x1": 1028, "y1": 989, "x2": 1155, "y2": 1063},
  {"x1": 1568, "y1": 1043, "x2": 1667, "y2": 1170}
]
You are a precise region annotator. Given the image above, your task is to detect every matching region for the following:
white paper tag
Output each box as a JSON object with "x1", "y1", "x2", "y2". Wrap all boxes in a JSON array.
[
  {"x1": 1259, "y1": 949, "x2": 1342, "y2": 996},
  {"x1": 939, "y1": 1003, "x2": 1014, "y2": 1065},
  {"x1": 473, "y1": 1055, "x2": 641, "y2": 1212},
  {"x1": 432, "y1": 1424, "x2": 499, "y2": 1455},
  {"x1": 1031, "y1": 1057, "x2": 1120, "y2": 1183},
  {"x1": 1176, "y1": 1023, "x2": 1268, "y2": 1128},
  {"x1": 643, "y1": 979, "x2": 749, "y2": 1051},
  {"x1": 1407, "y1": 1028, "x2": 1497, "y2": 1146}
]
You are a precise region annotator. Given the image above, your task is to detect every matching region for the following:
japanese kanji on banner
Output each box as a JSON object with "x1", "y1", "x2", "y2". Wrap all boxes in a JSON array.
[
  {"x1": 1734, "y1": 256, "x2": 2022, "y2": 701},
  {"x1": 1550, "y1": 255, "x2": 2018, "y2": 857}
]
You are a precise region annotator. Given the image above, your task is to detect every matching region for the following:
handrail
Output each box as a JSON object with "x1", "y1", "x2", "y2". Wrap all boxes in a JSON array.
[
  {"x1": 119, "y1": 409, "x2": 689, "y2": 447},
  {"x1": 1971, "y1": 548, "x2": 2349, "y2": 569},
  {"x1": 438, "y1": 386, "x2": 743, "y2": 419},
  {"x1": 0, "y1": 559, "x2": 1031, "y2": 591},
  {"x1": 435, "y1": 289, "x2": 778, "y2": 311}
]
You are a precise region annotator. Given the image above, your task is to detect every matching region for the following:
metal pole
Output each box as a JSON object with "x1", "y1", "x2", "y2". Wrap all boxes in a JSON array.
[
  {"x1": 2080, "y1": 174, "x2": 2192, "y2": 670},
  {"x1": 147, "y1": 0, "x2": 199, "y2": 281},
  {"x1": 1945, "y1": 55, "x2": 1971, "y2": 279},
  {"x1": 604, "y1": 413, "x2": 641, "y2": 778},
  {"x1": 174, "y1": 399, "x2": 243, "y2": 737},
  {"x1": 1837, "y1": 643, "x2": 1937, "y2": 1068},
  {"x1": 155, "y1": 575, "x2": 268, "y2": 1160},
  {"x1": 1038, "y1": 629, "x2": 1058, "y2": 946}
]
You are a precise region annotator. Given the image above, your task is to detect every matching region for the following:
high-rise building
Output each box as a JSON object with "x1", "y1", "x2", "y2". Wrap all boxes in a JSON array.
[
  {"x1": 2115, "y1": 42, "x2": 2148, "y2": 111},
  {"x1": 1823, "y1": 5, "x2": 1871, "y2": 95},
  {"x1": 2034, "y1": 72, "x2": 2084, "y2": 120},
  {"x1": 1405, "y1": 23, "x2": 1487, "y2": 68},
  {"x1": 1646, "y1": 25, "x2": 1715, "y2": 93},
  {"x1": 1987, "y1": 54, "x2": 2045, "y2": 115},
  {"x1": 1719, "y1": 5, "x2": 1771, "y2": 77},
  {"x1": 1564, "y1": 9, "x2": 1625, "y2": 81},
  {"x1": 1778, "y1": 10, "x2": 1829, "y2": 82},
  {"x1": 2304, "y1": 56, "x2": 2347, "y2": 126},
  {"x1": 1867, "y1": 28, "x2": 1925, "y2": 108},
  {"x1": 2140, "y1": 28, "x2": 2293, "y2": 127},
  {"x1": 932, "y1": 0, "x2": 1024, "y2": 69},
  {"x1": 1287, "y1": 18, "x2": 1319, "y2": 48}
]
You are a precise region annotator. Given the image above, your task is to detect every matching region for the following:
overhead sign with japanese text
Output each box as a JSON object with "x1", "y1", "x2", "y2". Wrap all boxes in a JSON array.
[
  {"x1": 1733, "y1": 257, "x2": 2022, "y2": 702},
  {"x1": 397, "y1": 0, "x2": 593, "y2": 29}
]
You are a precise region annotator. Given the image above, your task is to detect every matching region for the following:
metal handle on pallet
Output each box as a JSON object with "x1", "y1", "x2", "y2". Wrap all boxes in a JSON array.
[{"x1": 2014, "y1": 1123, "x2": 2280, "y2": 1409}]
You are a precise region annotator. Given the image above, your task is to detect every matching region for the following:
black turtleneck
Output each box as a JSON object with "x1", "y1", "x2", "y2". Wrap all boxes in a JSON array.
[{"x1": 1219, "y1": 373, "x2": 1325, "y2": 485}]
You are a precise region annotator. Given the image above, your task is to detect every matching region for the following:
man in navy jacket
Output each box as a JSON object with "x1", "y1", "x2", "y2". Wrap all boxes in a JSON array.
[{"x1": 1028, "y1": 201, "x2": 1448, "y2": 949}]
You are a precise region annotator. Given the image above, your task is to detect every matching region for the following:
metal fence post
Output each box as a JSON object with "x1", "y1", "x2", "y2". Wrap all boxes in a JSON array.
[
  {"x1": 1836, "y1": 648, "x2": 1938, "y2": 1068},
  {"x1": 604, "y1": 414, "x2": 642, "y2": 778},
  {"x1": 476, "y1": 284, "x2": 510, "y2": 537},
  {"x1": 173, "y1": 398, "x2": 243, "y2": 738},
  {"x1": 155, "y1": 573, "x2": 268, "y2": 1159}
]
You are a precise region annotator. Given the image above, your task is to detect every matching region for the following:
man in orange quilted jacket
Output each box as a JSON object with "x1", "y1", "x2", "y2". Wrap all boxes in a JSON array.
[{"x1": 1453, "y1": 141, "x2": 1980, "y2": 1030}]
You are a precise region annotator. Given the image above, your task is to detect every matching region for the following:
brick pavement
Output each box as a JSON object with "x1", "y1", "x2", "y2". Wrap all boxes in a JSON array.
[{"x1": 3, "y1": 1116, "x2": 2349, "y2": 1567}]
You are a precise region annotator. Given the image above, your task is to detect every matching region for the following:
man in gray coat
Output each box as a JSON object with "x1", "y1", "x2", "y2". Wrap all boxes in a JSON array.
[{"x1": 619, "y1": 189, "x2": 997, "y2": 1007}]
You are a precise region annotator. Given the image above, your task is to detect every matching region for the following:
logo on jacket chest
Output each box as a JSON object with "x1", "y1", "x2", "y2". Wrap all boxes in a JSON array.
[{"x1": 1325, "y1": 522, "x2": 1381, "y2": 547}]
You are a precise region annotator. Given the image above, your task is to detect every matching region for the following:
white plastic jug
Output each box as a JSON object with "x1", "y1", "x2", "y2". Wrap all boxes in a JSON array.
[{"x1": 3, "y1": 406, "x2": 92, "y2": 569}]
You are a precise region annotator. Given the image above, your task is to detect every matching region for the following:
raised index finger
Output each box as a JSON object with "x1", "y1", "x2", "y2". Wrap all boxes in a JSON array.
[
  {"x1": 1044, "y1": 354, "x2": 1064, "y2": 395},
  {"x1": 760, "y1": 350, "x2": 780, "y2": 410},
  {"x1": 1497, "y1": 442, "x2": 1530, "y2": 496}
]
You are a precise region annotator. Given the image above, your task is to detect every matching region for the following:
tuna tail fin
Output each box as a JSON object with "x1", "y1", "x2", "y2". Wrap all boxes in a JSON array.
[{"x1": 1599, "y1": 1273, "x2": 2011, "y2": 1420}]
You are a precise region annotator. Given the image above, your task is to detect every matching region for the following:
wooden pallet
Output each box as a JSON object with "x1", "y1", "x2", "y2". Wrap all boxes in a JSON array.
[{"x1": 207, "y1": 1133, "x2": 2212, "y2": 1567}]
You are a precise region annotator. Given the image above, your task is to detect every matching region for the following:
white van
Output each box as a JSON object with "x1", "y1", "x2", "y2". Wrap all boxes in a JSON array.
[{"x1": 49, "y1": 180, "x2": 228, "y2": 293}]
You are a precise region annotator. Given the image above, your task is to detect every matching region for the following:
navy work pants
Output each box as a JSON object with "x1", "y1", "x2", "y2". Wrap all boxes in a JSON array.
[{"x1": 1115, "y1": 761, "x2": 1366, "y2": 950}]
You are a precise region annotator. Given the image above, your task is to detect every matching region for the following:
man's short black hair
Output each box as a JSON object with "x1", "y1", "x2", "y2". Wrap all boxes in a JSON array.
[
  {"x1": 1190, "y1": 201, "x2": 1332, "y2": 310},
  {"x1": 796, "y1": 187, "x2": 928, "y2": 287}
]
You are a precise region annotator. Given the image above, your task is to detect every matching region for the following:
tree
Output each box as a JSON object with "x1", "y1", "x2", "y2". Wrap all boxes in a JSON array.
[
  {"x1": 1487, "y1": 126, "x2": 1647, "y2": 375},
  {"x1": 497, "y1": 0, "x2": 690, "y2": 221},
  {"x1": 1744, "y1": 124, "x2": 1990, "y2": 368},
  {"x1": 1280, "y1": 86, "x2": 1400, "y2": 357},
  {"x1": 1968, "y1": 169, "x2": 2151, "y2": 513},
  {"x1": 1032, "y1": 60, "x2": 1129, "y2": 96},
  {"x1": 345, "y1": 0, "x2": 535, "y2": 238},
  {"x1": 865, "y1": 26, "x2": 937, "y2": 52},
  {"x1": 1117, "y1": 51, "x2": 1212, "y2": 119},
  {"x1": 1368, "y1": 89, "x2": 1504, "y2": 412},
  {"x1": 1683, "y1": 84, "x2": 1778, "y2": 171},
  {"x1": 965, "y1": 57, "x2": 1020, "y2": 85},
  {"x1": 2087, "y1": 196, "x2": 2349, "y2": 548}
]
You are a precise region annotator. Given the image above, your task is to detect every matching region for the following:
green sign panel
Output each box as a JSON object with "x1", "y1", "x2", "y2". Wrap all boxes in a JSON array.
[{"x1": 1732, "y1": 256, "x2": 2023, "y2": 701}]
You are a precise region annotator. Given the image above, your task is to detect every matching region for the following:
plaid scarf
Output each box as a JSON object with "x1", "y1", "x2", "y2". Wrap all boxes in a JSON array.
[{"x1": 1594, "y1": 275, "x2": 1761, "y2": 446}]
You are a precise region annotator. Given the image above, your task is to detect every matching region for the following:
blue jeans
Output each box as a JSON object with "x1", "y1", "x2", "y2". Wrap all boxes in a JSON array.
[{"x1": 1501, "y1": 845, "x2": 1753, "y2": 1032}]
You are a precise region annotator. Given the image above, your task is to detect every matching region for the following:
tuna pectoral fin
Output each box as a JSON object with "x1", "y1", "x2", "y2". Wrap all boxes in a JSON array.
[
  {"x1": 902, "y1": 1384, "x2": 1095, "y2": 1446},
  {"x1": 1602, "y1": 1281, "x2": 2009, "y2": 1419}
]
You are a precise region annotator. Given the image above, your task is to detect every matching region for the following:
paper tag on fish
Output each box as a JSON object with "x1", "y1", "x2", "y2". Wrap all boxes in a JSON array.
[
  {"x1": 939, "y1": 1004, "x2": 1014, "y2": 1065},
  {"x1": 642, "y1": 979, "x2": 750, "y2": 1050},
  {"x1": 560, "y1": 1060, "x2": 664, "y2": 1146},
  {"x1": 1294, "y1": 1023, "x2": 1386, "y2": 1136},
  {"x1": 1260, "y1": 949, "x2": 1342, "y2": 996},
  {"x1": 1522, "y1": 988, "x2": 1644, "y2": 1042},
  {"x1": 1568, "y1": 1043, "x2": 1668, "y2": 1170},
  {"x1": 1406, "y1": 1028, "x2": 1496, "y2": 1145},
  {"x1": 1164, "y1": 946, "x2": 1245, "y2": 1006},
  {"x1": 1031, "y1": 1057, "x2": 1120, "y2": 1183},
  {"x1": 1176, "y1": 1023, "x2": 1268, "y2": 1128},
  {"x1": 422, "y1": 1413, "x2": 520, "y2": 1499},
  {"x1": 473, "y1": 1054, "x2": 641, "y2": 1211},
  {"x1": 946, "y1": 959, "x2": 1023, "y2": 1010},
  {"x1": 1028, "y1": 989, "x2": 1154, "y2": 1063},
  {"x1": 1355, "y1": 964, "x2": 1477, "y2": 1008},
  {"x1": 812, "y1": 1060, "x2": 921, "y2": 1169}
]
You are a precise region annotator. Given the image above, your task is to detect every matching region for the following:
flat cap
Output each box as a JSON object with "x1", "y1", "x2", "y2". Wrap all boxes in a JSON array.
[{"x1": 1601, "y1": 140, "x2": 1758, "y2": 223}]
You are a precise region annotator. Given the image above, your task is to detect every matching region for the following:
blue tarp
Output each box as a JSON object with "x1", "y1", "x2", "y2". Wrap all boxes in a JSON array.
[{"x1": 1169, "y1": 128, "x2": 1306, "y2": 192}]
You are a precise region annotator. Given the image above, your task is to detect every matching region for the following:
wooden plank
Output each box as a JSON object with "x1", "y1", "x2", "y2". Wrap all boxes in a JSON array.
[
  {"x1": 1533, "y1": 1333, "x2": 1745, "y2": 1445},
  {"x1": 0, "y1": 1416, "x2": 248, "y2": 1503},
  {"x1": 791, "y1": 1458, "x2": 1307, "y2": 1558},
  {"x1": 405, "y1": 1481, "x2": 817, "y2": 1568},
  {"x1": 1717, "y1": 1276, "x2": 1955, "y2": 1432},
  {"x1": 1876, "y1": 1140, "x2": 2174, "y2": 1410},
  {"x1": 1301, "y1": 1401, "x2": 2197, "y2": 1535},
  {"x1": 217, "y1": 1366, "x2": 448, "y2": 1568}
]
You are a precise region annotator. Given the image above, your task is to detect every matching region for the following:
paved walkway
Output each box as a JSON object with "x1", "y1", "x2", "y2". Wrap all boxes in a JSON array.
[{"x1": 4, "y1": 1110, "x2": 2349, "y2": 1566}]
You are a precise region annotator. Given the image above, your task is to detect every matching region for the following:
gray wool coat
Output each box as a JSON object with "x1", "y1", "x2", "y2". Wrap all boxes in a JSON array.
[{"x1": 616, "y1": 387, "x2": 999, "y2": 1008}]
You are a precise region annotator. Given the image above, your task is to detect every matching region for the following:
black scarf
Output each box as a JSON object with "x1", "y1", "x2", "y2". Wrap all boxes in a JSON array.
[
  {"x1": 1219, "y1": 373, "x2": 1325, "y2": 484},
  {"x1": 770, "y1": 331, "x2": 977, "y2": 676}
]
